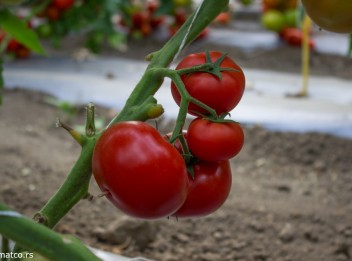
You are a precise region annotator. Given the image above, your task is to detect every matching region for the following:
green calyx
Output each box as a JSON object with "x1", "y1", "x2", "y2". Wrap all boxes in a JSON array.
[
  {"x1": 202, "y1": 112, "x2": 239, "y2": 124},
  {"x1": 204, "y1": 50, "x2": 240, "y2": 80}
]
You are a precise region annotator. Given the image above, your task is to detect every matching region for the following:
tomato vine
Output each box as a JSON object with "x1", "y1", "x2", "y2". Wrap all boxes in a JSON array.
[{"x1": 1, "y1": 0, "x2": 231, "y2": 260}]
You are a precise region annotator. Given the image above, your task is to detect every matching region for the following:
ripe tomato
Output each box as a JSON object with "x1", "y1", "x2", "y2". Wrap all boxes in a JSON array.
[
  {"x1": 171, "y1": 51, "x2": 245, "y2": 116},
  {"x1": 46, "y1": 6, "x2": 61, "y2": 21},
  {"x1": 15, "y1": 46, "x2": 30, "y2": 58},
  {"x1": 302, "y1": 0, "x2": 352, "y2": 33},
  {"x1": 6, "y1": 39, "x2": 20, "y2": 53},
  {"x1": 281, "y1": 28, "x2": 315, "y2": 49},
  {"x1": 52, "y1": 0, "x2": 74, "y2": 11},
  {"x1": 187, "y1": 118, "x2": 244, "y2": 161},
  {"x1": 92, "y1": 121, "x2": 189, "y2": 219},
  {"x1": 173, "y1": 160, "x2": 232, "y2": 218}
]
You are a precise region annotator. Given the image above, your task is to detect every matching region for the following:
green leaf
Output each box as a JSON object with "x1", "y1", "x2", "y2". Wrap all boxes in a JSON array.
[{"x1": 0, "y1": 9, "x2": 45, "y2": 55}]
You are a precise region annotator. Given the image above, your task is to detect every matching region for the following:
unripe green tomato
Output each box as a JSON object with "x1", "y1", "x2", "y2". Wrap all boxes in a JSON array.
[
  {"x1": 284, "y1": 9, "x2": 298, "y2": 28},
  {"x1": 302, "y1": 0, "x2": 352, "y2": 33},
  {"x1": 262, "y1": 10, "x2": 286, "y2": 32},
  {"x1": 36, "y1": 24, "x2": 53, "y2": 38}
]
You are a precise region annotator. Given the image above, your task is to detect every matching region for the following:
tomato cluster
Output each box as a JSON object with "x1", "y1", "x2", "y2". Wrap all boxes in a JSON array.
[
  {"x1": 119, "y1": 0, "x2": 165, "y2": 39},
  {"x1": 33, "y1": 0, "x2": 74, "y2": 41},
  {"x1": 261, "y1": 0, "x2": 315, "y2": 49},
  {"x1": 92, "y1": 51, "x2": 245, "y2": 220},
  {"x1": 0, "y1": 30, "x2": 30, "y2": 59},
  {"x1": 168, "y1": 51, "x2": 245, "y2": 218},
  {"x1": 38, "y1": 0, "x2": 74, "y2": 21}
]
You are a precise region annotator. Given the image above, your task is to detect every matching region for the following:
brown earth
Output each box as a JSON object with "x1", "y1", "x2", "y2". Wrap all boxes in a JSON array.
[{"x1": 1, "y1": 25, "x2": 352, "y2": 261}]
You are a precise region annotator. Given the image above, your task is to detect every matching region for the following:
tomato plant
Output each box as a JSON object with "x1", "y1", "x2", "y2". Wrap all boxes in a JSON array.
[
  {"x1": 173, "y1": 160, "x2": 232, "y2": 218},
  {"x1": 302, "y1": 0, "x2": 352, "y2": 33},
  {"x1": 92, "y1": 121, "x2": 189, "y2": 219},
  {"x1": 187, "y1": 118, "x2": 244, "y2": 161},
  {"x1": 1, "y1": 1, "x2": 237, "y2": 259},
  {"x1": 171, "y1": 51, "x2": 245, "y2": 116}
]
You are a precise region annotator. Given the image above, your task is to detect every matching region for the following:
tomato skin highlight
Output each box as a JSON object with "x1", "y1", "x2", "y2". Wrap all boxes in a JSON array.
[
  {"x1": 92, "y1": 121, "x2": 189, "y2": 219},
  {"x1": 302, "y1": 0, "x2": 352, "y2": 33},
  {"x1": 187, "y1": 118, "x2": 244, "y2": 162},
  {"x1": 171, "y1": 51, "x2": 245, "y2": 116},
  {"x1": 173, "y1": 160, "x2": 232, "y2": 218}
]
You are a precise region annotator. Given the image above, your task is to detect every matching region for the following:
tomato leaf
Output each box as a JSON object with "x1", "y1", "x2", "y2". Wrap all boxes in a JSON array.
[{"x1": 0, "y1": 9, "x2": 45, "y2": 55}]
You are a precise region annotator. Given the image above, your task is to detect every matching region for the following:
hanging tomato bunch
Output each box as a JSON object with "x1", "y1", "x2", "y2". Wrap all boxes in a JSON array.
[
  {"x1": 261, "y1": 0, "x2": 315, "y2": 49},
  {"x1": 118, "y1": 0, "x2": 165, "y2": 39},
  {"x1": 0, "y1": 31, "x2": 30, "y2": 58},
  {"x1": 92, "y1": 51, "x2": 246, "y2": 219}
]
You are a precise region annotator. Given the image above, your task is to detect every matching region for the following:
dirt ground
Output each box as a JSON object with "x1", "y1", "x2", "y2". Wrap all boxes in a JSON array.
[{"x1": 1, "y1": 24, "x2": 352, "y2": 261}]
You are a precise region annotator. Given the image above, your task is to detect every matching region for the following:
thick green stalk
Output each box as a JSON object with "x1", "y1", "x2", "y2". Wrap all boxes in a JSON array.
[
  {"x1": 0, "y1": 204, "x2": 100, "y2": 261},
  {"x1": 35, "y1": 98, "x2": 162, "y2": 229},
  {"x1": 35, "y1": 139, "x2": 96, "y2": 228},
  {"x1": 1, "y1": 236, "x2": 10, "y2": 260}
]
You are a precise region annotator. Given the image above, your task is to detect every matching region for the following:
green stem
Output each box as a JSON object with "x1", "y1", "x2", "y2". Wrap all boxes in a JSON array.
[
  {"x1": 113, "y1": 0, "x2": 229, "y2": 119},
  {"x1": 1, "y1": 236, "x2": 10, "y2": 261},
  {"x1": 85, "y1": 103, "x2": 96, "y2": 137},
  {"x1": 151, "y1": 68, "x2": 217, "y2": 142},
  {"x1": 34, "y1": 139, "x2": 95, "y2": 229},
  {"x1": 0, "y1": 203, "x2": 100, "y2": 261},
  {"x1": 176, "y1": 63, "x2": 214, "y2": 75}
]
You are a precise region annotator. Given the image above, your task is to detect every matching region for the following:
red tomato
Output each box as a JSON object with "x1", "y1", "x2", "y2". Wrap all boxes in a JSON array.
[
  {"x1": 147, "y1": 0, "x2": 159, "y2": 13},
  {"x1": 174, "y1": 8, "x2": 187, "y2": 25},
  {"x1": 92, "y1": 121, "x2": 189, "y2": 219},
  {"x1": 6, "y1": 39, "x2": 20, "y2": 53},
  {"x1": 187, "y1": 118, "x2": 244, "y2": 161},
  {"x1": 46, "y1": 6, "x2": 61, "y2": 21},
  {"x1": 132, "y1": 12, "x2": 150, "y2": 29},
  {"x1": 281, "y1": 28, "x2": 315, "y2": 49},
  {"x1": 15, "y1": 47, "x2": 30, "y2": 58},
  {"x1": 173, "y1": 160, "x2": 232, "y2": 218},
  {"x1": 214, "y1": 12, "x2": 231, "y2": 25},
  {"x1": 52, "y1": 0, "x2": 74, "y2": 11},
  {"x1": 171, "y1": 51, "x2": 245, "y2": 116},
  {"x1": 302, "y1": 0, "x2": 352, "y2": 33}
]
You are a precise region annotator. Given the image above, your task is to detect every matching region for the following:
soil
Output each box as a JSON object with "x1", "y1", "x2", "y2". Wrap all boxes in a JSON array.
[{"x1": 1, "y1": 24, "x2": 352, "y2": 261}]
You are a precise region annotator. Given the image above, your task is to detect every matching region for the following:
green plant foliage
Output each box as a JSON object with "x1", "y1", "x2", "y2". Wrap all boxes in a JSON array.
[{"x1": 0, "y1": 9, "x2": 45, "y2": 54}]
